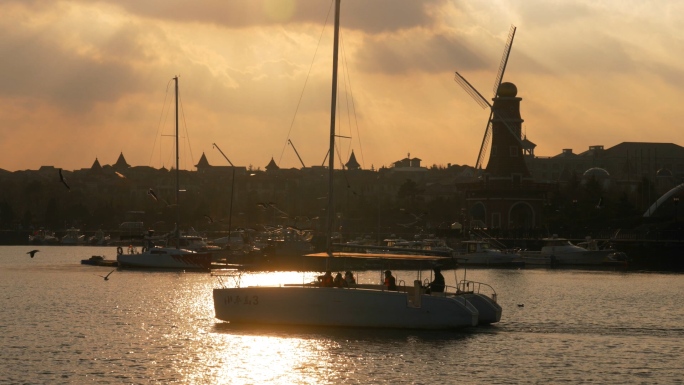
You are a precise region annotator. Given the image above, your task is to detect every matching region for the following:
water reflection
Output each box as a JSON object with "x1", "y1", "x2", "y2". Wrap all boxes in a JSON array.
[
  {"x1": 2, "y1": 247, "x2": 683, "y2": 384},
  {"x1": 207, "y1": 323, "x2": 474, "y2": 385}
]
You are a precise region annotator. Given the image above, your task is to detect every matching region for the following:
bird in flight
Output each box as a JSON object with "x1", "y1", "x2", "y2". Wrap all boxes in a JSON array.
[
  {"x1": 596, "y1": 197, "x2": 603, "y2": 209},
  {"x1": 115, "y1": 171, "x2": 126, "y2": 179},
  {"x1": 98, "y1": 269, "x2": 116, "y2": 281},
  {"x1": 27, "y1": 250, "x2": 40, "y2": 258},
  {"x1": 147, "y1": 188, "x2": 158, "y2": 201},
  {"x1": 204, "y1": 215, "x2": 213, "y2": 223},
  {"x1": 58, "y1": 169, "x2": 70, "y2": 191}
]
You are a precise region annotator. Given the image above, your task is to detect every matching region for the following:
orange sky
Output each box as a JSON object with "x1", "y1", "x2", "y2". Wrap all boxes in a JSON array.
[{"x1": 1, "y1": 0, "x2": 682, "y2": 172}]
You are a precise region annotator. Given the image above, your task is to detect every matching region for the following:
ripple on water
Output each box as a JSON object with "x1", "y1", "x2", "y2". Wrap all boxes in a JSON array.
[{"x1": 0, "y1": 247, "x2": 682, "y2": 384}]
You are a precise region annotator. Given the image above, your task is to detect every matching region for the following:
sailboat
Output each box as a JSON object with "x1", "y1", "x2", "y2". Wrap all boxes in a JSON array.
[
  {"x1": 213, "y1": 1, "x2": 488, "y2": 329},
  {"x1": 117, "y1": 77, "x2": 213, "y2": 271}
]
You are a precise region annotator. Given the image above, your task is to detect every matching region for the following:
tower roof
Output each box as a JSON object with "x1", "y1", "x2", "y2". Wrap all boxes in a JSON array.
[
  {"x1": 345, "y1": 150, "x2": 361, "y2": 170},
  {"x1": 91, "y1": 158, "x2": 102, "y2": 171},
  {"x1": 265, "y1": 157, "x2": 279, "y2": 171},
  {"x1": 195, "y1": 152, "x2": 211, "y2": 168},
  {"x1": 113, "y1": 152, "x2": 130, "y2": 169}
]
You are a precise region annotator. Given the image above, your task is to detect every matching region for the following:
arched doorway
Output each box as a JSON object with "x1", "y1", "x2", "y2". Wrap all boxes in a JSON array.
[{"x1": 509, "y1": 202, "x2": 535, "y2": 229}]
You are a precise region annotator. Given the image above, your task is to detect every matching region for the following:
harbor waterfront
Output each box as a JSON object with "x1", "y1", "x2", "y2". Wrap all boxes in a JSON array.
[{"x1": 1, "y1": 246, "x2": 682, "y2": 384}]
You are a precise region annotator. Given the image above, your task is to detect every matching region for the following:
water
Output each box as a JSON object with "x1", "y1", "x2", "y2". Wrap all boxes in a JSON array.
[{"x1": 1, "y1": 246, "x2": 682, "y2": 384}]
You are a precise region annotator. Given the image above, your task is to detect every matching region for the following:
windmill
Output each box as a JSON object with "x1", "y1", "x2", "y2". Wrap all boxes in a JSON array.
[{"x1": 454, "y1": 25, "x2": 525, "y2": 171}]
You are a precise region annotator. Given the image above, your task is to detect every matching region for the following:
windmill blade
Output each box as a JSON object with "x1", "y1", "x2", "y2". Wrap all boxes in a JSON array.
[
  {"x1": 454, "y1": 72, "x2": 490, "y2": 109},
  {"x1": 455, "y1": 71, "x2": 527, "y2": 159},
  {"x1": 492, "y1": 25, "x2": 517, "y2": 97},
  {"x1": 475, "y1": 118, "x2": 493, "y2": 170},
  {"x1": 476, "y1": 25, "x2": 516, "y2": 170},
  {"x1": 454, "y1": 72, "x2": 494, "y2": 169}
]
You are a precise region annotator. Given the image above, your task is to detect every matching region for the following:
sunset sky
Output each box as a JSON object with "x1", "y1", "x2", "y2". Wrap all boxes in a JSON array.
[{"x1": 1, "y1": 0, "x2": 682, "y2": 172}]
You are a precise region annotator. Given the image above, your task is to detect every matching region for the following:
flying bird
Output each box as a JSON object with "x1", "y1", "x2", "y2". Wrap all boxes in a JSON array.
[
  {"x1": 27, "y1": 250, "x2": 40, "y2": 258},
  {"x1": 596, "y1": 197, "x2": 603, "y2": 209},
  {"x1": 98, "y1": 269, "x2": 116, "y2": 281},
  {"x1": 147, "y1": 188, "x2": 158, "y2": 201},
  {"x1": 58, "y1": 169, "x2": 70, "y2": 191},
  {"x1": 204, "y1": 215, "x2": 213, "y2": 223},
  {"x1": 115, "y1": 171, "x2": 126, "y2": 179}
]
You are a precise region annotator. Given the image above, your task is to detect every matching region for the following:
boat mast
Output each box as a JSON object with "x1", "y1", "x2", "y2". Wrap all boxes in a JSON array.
[
  {"x1": 212, "y1": 143, "x2": 236, "y2": 244},
  {"x1": 326, "y1": 0, "x2": 341, "y2": 256},
  {"x1": 174, "y1": 75, "x2": 180, "y2": 249}
]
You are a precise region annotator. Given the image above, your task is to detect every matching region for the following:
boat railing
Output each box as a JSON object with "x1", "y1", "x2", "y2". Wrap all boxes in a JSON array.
[
  {"x1": 211, "y1": 269, "x2": 245, "y2": 288},
  {"x1": 456, "y1": 280, "x2": 498, "y2": 301}
]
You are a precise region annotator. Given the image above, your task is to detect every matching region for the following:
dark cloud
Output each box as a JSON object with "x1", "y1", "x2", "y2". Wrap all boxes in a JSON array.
[
  {"x1": 62, "y1": 0, "x2": 445, "y2": 32},
  {"x1": 355, "y1": 33, "x2": 489, "y2": 75},
  {"x1": 0, "y1": 22, "x2": 148, "y2": 112}
]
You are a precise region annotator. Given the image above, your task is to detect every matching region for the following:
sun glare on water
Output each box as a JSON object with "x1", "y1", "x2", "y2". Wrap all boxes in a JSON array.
[{"x1": 173, "y1": 271, "x2": 339, "y2": 384}]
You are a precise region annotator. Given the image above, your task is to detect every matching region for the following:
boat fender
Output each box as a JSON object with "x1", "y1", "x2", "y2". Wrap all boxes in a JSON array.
[
  {"x1": 116, "y1": 246, "x2": 123, "y2": 255},
  {"x1": 141, "y1": 246, "x2": 147, "y2": 253}
]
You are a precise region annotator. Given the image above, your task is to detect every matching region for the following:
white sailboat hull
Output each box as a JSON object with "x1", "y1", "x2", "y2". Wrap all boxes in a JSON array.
[
  {"x1": 117, "y1": 248, "x2": 212, "y2": 271},
  {"x1": 455, "y1": 293, "x2": 502, "y2": 324},
  {"x1": 455, "y1": 252, "x2": 522, "y2": 266},
  {"x1": 520, "y1": 250, "x2": 626, "y2": 266},
  {"x1": 213, "y1": 286, "x2": 479, "y2": 329}
]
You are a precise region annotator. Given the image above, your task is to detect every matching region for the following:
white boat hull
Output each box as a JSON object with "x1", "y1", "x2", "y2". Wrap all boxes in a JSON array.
[
  {"x1": 520, "y1": 250, "x2": 624, "y2": 266},
  {"x1": 456, "y1": 253, "x2": 523, "y2": 266},
  {"x1": 117, "y1": 248, "x2": 212, "y2": 271},
  {"x1": 213, "y1": 286, "x2": 479, "y2": 329},
  {"x1": 455, "y1": 293, "x2": 502, "y2": 324}
]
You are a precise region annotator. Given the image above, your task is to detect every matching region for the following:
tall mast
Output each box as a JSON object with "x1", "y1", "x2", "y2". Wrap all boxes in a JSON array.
[
  {"x1": 174, "y1": 76, "x2": 180, "y2": 249},
  {"x1": 326, "y1": 0, "x2": 341, "y2": 256}
]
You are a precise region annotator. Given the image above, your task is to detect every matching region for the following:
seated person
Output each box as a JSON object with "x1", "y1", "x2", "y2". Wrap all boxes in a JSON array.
[
  {"x1": 344, "y1": 271, "x2": 356, "y2": 285},
  {"x1": 384, "y1": 270, "x2": 397, "y2": 291},
  {"x1": 425, "y1": 267, "x2": 445, "y2": 294},
  {"x1": 333, "y1": 272, "x2": 346, "y2": 287},
  {"x1": 317, "y1": 271, "x2": 333, "y2": 287}
]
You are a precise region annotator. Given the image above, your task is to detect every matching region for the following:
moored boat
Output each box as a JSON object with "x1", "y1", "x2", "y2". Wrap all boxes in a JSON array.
[
  {"x1": 81, "y1": 255, "x2": 118, "y2": 267},
  {"x1": 520, "y1": 235, "x2": 628, "y2": 267},
  {"x1": 60, "y1": 227, "x2": 85, "y2": 245},
  {"x1": 453, "y1": 240, "x2": 523, "y2": 267},
  {"x1": 116, "y1": 245, "x2": 212, "y2": 271},
  {"x1": 116, "y1": 76, "x2": 212, "y2": 272},
  {"x1": 29, "y1": 229, "x2": 59, "y2": 245}
]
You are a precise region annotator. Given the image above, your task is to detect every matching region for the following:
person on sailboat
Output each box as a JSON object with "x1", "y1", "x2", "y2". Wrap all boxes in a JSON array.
[
  {"x1": 384, "y1": 270, "x2": 397, "y2": 291},
  {"x1": 318, "y1": 271, "x2": 333, "y2": 287},
  {"x1": 425, "y1": 267, "x2": 445, "y2": 294},
  {"x1": 333, "y1": 272, "x2": 346, "y2": 287},
  {"x1": 344, "y1": 271, "x2": 356, "y2": 286}
]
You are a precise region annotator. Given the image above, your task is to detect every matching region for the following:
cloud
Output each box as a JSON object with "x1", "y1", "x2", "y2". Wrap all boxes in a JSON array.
[
  {"x1": 30, "y1": 0, "x2": 445, "y2": 32},
  {"x1": 356, "y1": 32, "x2": 489, "y2": 75},
  {"x1": 0, "y1": 0, "x2": 683, "y2": 173},
  {"x1": 0, "y1": 5, "x2": 153, "y2": 112}
]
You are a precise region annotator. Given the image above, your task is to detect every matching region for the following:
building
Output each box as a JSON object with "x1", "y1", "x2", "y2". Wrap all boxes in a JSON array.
[{"x1": 462, "y1": 82, "x2": 553, "y2": 230}]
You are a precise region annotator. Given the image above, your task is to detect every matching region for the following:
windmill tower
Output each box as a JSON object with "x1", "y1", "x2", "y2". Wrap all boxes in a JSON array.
[
  {"x1": 454, "y1": 26, "x2": 531, "y2": 181},
  {"x1": 453, "y1": 26, "x2": 549, "y2": 231}
]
